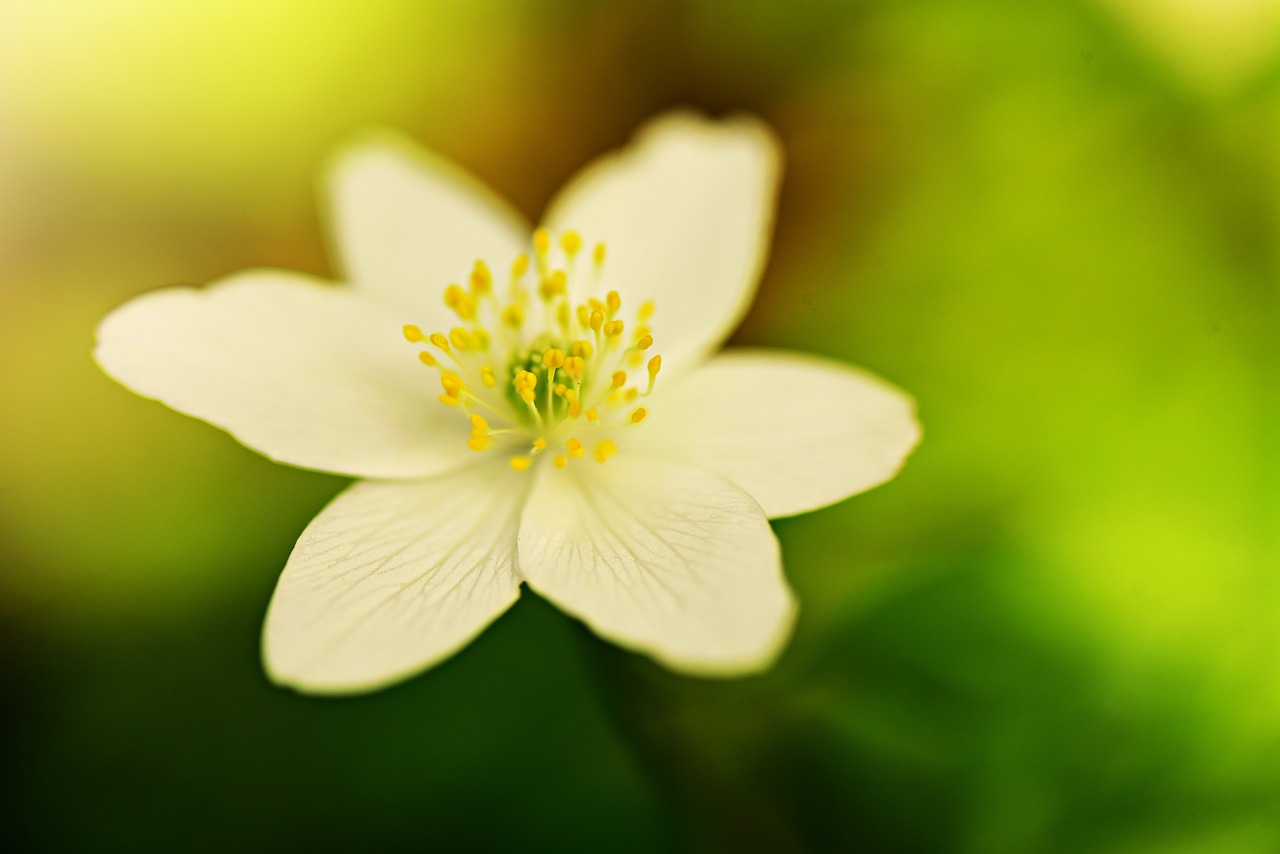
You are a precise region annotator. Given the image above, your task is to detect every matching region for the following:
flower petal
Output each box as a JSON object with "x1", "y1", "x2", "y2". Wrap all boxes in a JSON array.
[
  {"x1": 94, "y1": 269, "x2": 472, "y2": 479},
  {"x1": 326, "y1": 130, "x2": 530, "y2": 318},
  {"x1": 543, "y1": 112, "x2": 781, "y2": 373},
  {"x1": 263, "y1": 463, "x2": 527, "y2": 694},
  {"x1": 517, "y1": 456, "x2": 796, "y2": 676},
  {"x1": 634, "y1": 349, "x2": 922, "y2": 518}
]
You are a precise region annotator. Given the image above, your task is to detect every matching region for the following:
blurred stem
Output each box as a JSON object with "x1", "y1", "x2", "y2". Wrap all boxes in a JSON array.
[{"x1": 574, "y1": 625, "x2": 804, "y2": 854}]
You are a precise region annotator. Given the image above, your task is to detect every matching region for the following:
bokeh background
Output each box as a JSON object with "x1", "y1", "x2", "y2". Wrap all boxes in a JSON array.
[{"x1": 2, "y1": 0, "x2": 1277, "y2": 850}]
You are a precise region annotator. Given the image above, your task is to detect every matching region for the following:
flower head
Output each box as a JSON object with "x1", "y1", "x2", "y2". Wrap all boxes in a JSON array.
[{"x1": 95, "y1": 112, "x2": 921, "y2": 694}]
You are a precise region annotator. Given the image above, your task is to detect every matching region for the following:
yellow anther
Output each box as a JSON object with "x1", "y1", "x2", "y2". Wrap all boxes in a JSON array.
[
  {"x1": 571, "y1": 340, "x2": 594, "y2": 359},
  {"x1": 481, "y1": 366, "x2": 496, "y2": 387},
  {"x1": 560, "y1": 230, "x2": 582, "y2": 257},
  {"x1": 588, "y1": 298, "x2": 607, "y2": 313},
  {"x1": 594, "y1": 440, "x2": 617, "y2": 463},
  {"x1": 444, "y1": 284, "x2": 476, "y2": 320},
  {"x1": 418, "y1": 351, "x2": 437, "y2": 367},
  {"x1": 470, "y1": 413, "x2": 489, "y2": 431},
  {"x1": 540, "y1": 270, "x2": 567, "y2": 299},
  {"x1": 403, "y1": 324, "x2": 426, "y2": 343},
  {"x1": 635, "y1": 334, "x2": 653, "y2": 350},
  {"x1": 630, "y1": 407, "x2": 648, "y2": 424},
  {"x1": 606, "y1": 291, "x2": 622, "y2": 314},
  {"x1": 603, "y1": 320, "x2": 624, "y2": 337},
  {"x1": 638, "y1": 300, "x2": 655, "y2": 321},
  {"x1": 554, "y1": 383, "x2": 567, "y2": 398},
  {"x1": 585, "y1": 407, "x2": 599, "y2": 422},
  {"x1": 611, "y1": 371, "x2": 627, "y2": 389},
  {"x1": 439, "y1": 394, "x2": 460, "y2": 407},
  {"x1": 533, "y1": 228, "x2": 551, "y2": 257},
  {"x1": 449, "y1": 327, "x2": 472, "y2": 350},
  {"x1": 568, "y1": 401, "x2": 582, "y2": 418},
  {"x1": 467, "y1": 436, "x2": 492, "y2": 452},
  {"x1": 471, "y1": 328, "x2": 491, "y2": 350},
  {"x1": 501, "y1": 303, "x2": 525, "y2": 328},
  {"x1": 567, "y1": 438, "x2": 584, "y2": 458},
  {"x1": 510, "y1": 456, "x2": 533, "y2": 471},
  {"x1": 576, "y1": 305, "x2": 590, "y2": 329},
  {"x1": 430, "y1": 332, "x2": 450, "y2": 350},
  {"x1": 470, "y1": 260, "x2": 492, "y2": 293},
  {"x1": 624, "y1": 388, "x2": 639, "y2": 402},
  {"x1": 647, "y1": 354, "x2": 662, "y2": 379},
  {"x1": 554, "y1": 455, "x2": 568, "y2": 469},
  {"x1": 511, "y1": 253, "x2": 530, "y2": 279},
  {"x1": 563, "y1": 356, "x2": 585, "y2": 381},
  {"x1": 542, "y1": 348, "x2": 566, "y2": 369},
  {"x1": 533, "y1": 437, "x2": 547, "y2": 452},
  {"x1": 441, "y1": 373, "x2": 465, "y2": 397},
  {"x1": 593, "y1": 241, "x2": 607, "y2": 266},
  {"x1": 628, "y1": 352, "x2": 644, "y2": 367},
  {"x1": 556, "y1": 302, "x2": 570, "y2": 330},
  {"x1": 589, "y1": 310, "x2": 604, "y2": 332}
]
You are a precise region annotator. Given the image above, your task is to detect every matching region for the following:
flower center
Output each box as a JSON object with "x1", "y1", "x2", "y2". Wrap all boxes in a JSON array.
[{"x1": 401, "y1": 227, "x2": 662, "y2": 471}]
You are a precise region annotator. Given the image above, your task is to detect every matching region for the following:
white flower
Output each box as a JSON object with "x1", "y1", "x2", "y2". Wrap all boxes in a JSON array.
[{"x1": 95, "y1": 112, "x2": 921, "y2": 695}]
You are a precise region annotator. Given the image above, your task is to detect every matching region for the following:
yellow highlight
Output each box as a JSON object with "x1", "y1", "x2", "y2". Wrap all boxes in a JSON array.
[
  {"x1": 630, "y1": 407, "x2": 648, "y2": 424},
  {"x1": 594, "y1": 440, "x2": 617, "y2": 463},
  {"x1": 560, "y1": 231, "x2": 582, "y2": 257},
  {"x1": 418, "y1": 351, "x2": 437, "y2": 367},
  {"x1": 403, "y1": 324, "x2": 425, "y2": 343},
  {"x1": 510, "y1": 456, "x2": 533, "y2": 471}
]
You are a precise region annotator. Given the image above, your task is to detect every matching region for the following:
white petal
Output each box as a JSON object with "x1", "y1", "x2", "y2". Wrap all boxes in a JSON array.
[
  {"x1": 517, "y1": 456, "x2": 796, "y2": 676},
  {"x1": 327, "y1": 130, "x2": 530, "y2": 318},
  {"x1": 543, "y1": 112, "x2": 781, "y2": 373},
  {"x1": 634, "y1": 350, "x2": 921, "y2": 518},
  {"x1": 263, "y1": 463, "x2": 527, "y2": 694},
  {"x1": 94, "y1": 270, "x2": 472, "y2": 479}
]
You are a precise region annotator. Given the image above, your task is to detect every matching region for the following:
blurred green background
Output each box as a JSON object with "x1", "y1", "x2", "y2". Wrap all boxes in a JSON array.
[{"x1": 1, "y1": 0, "x2": 1277, "y2": 850}]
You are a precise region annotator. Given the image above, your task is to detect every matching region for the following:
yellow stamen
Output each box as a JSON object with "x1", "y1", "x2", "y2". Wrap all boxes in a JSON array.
[
  {"x1": 560, "y1": 230, "x2": 582, "y2": 258},
  {"x1": 502, "y1": 304, "x2": 525, "y2": 329},
  {"x1": 439, "y1": 394, "x2": 460, "y2": 407},
  {"x1": 571, "y1": 340, "x2": 593, "y2": 359},
  {"x1": 611, "y1": 371, "x2": 627, "y2": 389},
  {"x1": 449, "y1": 327, "x2": 472, "y2": 350},
  {"x1": 567, "y1": 438, "x2": 584, "y2": 458},
  {"x1": 481, "y1": 366, "x2": 496, "y2": 387},
  {"x1": 589, "y1": 310, "x2": 604, "y2": 332},
  {"x1": 403, "y1": 324, "x2": 426, "y2": 343},
  {"x1": 585, "y1": 408, "x2": 599, "y2": 422},
  {"x1": 635, "y1": 334, "x2": 653, "y2": 351},
  {"x1": 470, "y1": 260, "x2": 492, "y2": 293},
  {"x1": 554, "y1": 455, "x2": 568, "y2": 469},
  {"x1": 594, "y1": 440, "x2": 617, "y2": 463},
  {"x1": 542, "y1": 348, "x2": 566, "y2": 369},
  {"x1": 511, "y1": 253, "x2": 530, "y2": 280},
  {"x1": 533, "y1": 228, "x2": 551, "y2": 258},
  {"x1": 630, "y1": 407, "x2": 648, "y2": 424},
  {"x1": 638, "y1": 300, "x2": 655, "y2": 321},
  {"x1": 510, "y1": 456, "x2": 532, "y2": 471},
  {"x1": 429, "y1": 332, "x2": 451, "y2": 351},
  {"x1": 646, "y1": 355, "x2": 661, "y2": 392},
  {"x1": 593, "y1": 242, "x2": 607, "y2": 266},
  {"x1": 532, "y1": 437, "x2": 547, "y2": 452},
  {"x1": 467, "y1": 436, "x2": 491, "y2": 452},
  {"x1": 606, "y1": 291, "x2": 621, "y2": 315},
  {"x1": 418, "y1": 351, "x2": 437, "y2": 367}
]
